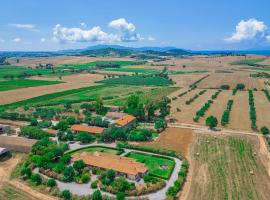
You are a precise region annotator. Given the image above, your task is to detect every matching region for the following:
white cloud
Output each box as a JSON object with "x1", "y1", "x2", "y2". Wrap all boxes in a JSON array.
[
  {"x1": 9, "y1": 23, "x2": 39, "y2": 32},
  {"x1": 80, "y1": 22, "x2": 87, "y2": 28},
  {"x1": 12, "y1": 38, "x2": 22, "y2": 42},
  {"x1": 53, "y1": 18, "x2": 145, "y2": 43},
  {"x1": 0, "y1": 38, "x2": 5, "y2": 43},
  {"x1": 267, "y1": 35, "x2": 270, "y2": 42},
  {"x1": 53, "y1": 24, "x2": 116, "y2": 43},
  {"x1": 40, "y1": 38, "x2": 46, "y2": 43},
  {"x1": 226, "y1": 18, "x2": 269, "y2": 42},
  {"x1": 109, "y1": 18, "x2": 142, "y2": 42},
  {"x1": 148, "y1": 36, "x2": 156, "y2": 41}
]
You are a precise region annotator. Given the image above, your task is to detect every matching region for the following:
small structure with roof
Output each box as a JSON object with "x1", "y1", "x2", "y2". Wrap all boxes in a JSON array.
[
  {"x1": 72, "y1": 151, "x2": 148, "y2": 181},
  {"x1": 0, "y1": 124, "x2": 11, "y2": 134},
  {"x1": 71, "y1": 125, "x2": 106, "y2": 135},
  {"x1": 104, "y1": 112, "x2": 136, "y2": 130}
]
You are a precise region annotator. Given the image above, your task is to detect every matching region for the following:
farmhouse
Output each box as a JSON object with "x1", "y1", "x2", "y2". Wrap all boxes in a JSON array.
[
  {"x1": 43, "y1": 128, "x2": 58, "y2": 135},
  {"x1": 0, "y1": 136, "x2": 36, "y2": 153},
  {"x1": 104, "y1": 112, "x2": 136, "y2": 130},
  {"x1": 72, "y1": 152, "x2": 148, "y2": 181},
  {"x1": 0, "y1": 124, "x2": 11, "y2": 134},
  {"x1": 71, "y1": 124, "x2": 106, "y2": 135}
]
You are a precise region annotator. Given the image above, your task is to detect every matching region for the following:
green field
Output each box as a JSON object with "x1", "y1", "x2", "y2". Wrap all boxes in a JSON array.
[
  {"x1": 0, "y1": 84, "x2": 178, "y2": 110},
  {"x1": 0, "y1": 185, "x2": 37, "y2": 200},
  {"x1": 100, "y1": 67, "x2": 159, "y2": 74},
  {"x1": 0, "y1": 79, "x2": 62, "y2": 91},
  {"x1": 68, "y1": 146, "x2": 122, "y2": 155},
  {"x1": 168, "y1": 70, "x2": 208, "y2": 75},
  {"x1": 106, "y1": 86, "x2": 178, "y2": 106},
  {"x1": 244, "y1": 67, "x2": 270, "y2": 72},
  {"x1": 0, "y1": 61, "x2": 138, "y2": 80},
  {"x1": 125, "y1": 152, "x2": 175, "y2": 179},
  {"x1": 231, "y1": 58, "x2": 266, "y2": 66},
  {"x1": 97, "y1": 76, "x2": 174, "y2": 86}
]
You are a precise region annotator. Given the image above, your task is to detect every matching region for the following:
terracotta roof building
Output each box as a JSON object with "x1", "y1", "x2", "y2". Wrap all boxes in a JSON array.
[
  {"x1": 71, "y1": 125, "x2": 105, "y2": 135},
  {"x1": 114, "y1": 115, "x2": 136, "y2": 127},
  {"x1": 104, "y1": 112, "x2": 136, "y2": 130},
  {"x1": 72, "y1": 152, "x2": 148, "y2": 181}
]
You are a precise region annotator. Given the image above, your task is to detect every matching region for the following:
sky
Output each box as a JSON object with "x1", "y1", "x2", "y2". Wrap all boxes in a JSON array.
[{"x1": 0, "y1": 0, "x2": 270, "y2": 51}]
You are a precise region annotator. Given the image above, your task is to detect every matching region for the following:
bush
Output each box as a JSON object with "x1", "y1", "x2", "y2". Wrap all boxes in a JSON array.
[
  {"x1": 92, "y1": 190, "x2": 102, "y2": 200},
  {"x1": 61, "y1": 190, "x2": 71, "y2": 200},
  {"x1": 81, "y1": 173, "x2": 90, "y2": 183},
  {"x1": 76, "y1": 132, "x2": 94, "y2": 144},
  {"x1": 47, "y1": 178, "x2": 57, "y2": 187},
  {"x1": 20, "y1": 126, "x2": 51, "y2": 139},
  {"x1": 220, "y1": 84, "x2": 230, "y2": 90},
  {"x1": 116, "y1": 192, "x2": 126, "y2": 200},
  {"x1": 221, "y1": 100, "x2": 233, "y2": 126},
  {"x1": 261, "y1": 126, "x2": 269, "y2": 135},
  {"x1": 91, "y1": 180, "x2": 98, "y2": 189},
  {"x1": 30, "y1": 173, "x2": 42, "y2": 185}
]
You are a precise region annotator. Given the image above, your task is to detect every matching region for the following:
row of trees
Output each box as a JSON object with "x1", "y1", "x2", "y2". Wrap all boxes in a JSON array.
[
  {"x1": 185, "y1": 90, "x2": 206, "y2": 105},
  {"x1": 221, "y1": 100, "x2": 234, "y2": 126},
  {"x1": 232, "y1": 83, "x2": 245, "y2": 95},
  {"x1": 263, "y1": 90, "x2": 270, "y2": 102},
  {"x1": 248, "y1": 90, "x2": 257, "y2": 130}
]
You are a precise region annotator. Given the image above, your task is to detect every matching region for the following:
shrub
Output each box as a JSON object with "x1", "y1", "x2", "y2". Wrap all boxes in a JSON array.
[
  {"x1": 221, "y1": 100, "x2": 233, "y2": 126},
  {"x1": 20, "y1": 126, "x2": 51, "y2": 139},
  {"x1": 220, "y1": 84, "x2": 230, "y2": 90},
  {"x1": 81, "y1": 173, "x2": 90, "y2": 183},
  {"x1": 30, "y1": 173, "x2": 42, "y2": 185},
  {"x1": 61, "y1": 190, "x2": 71, "y2": 200},
  {"x1": 92, "y1": 190, "x2": 102, "y2": 200},
  {"x1": 116, "y1": 192, "x2": 126, "y2": 200},
  {"x1": 91, "y1": 180, "x2": 98, "y2": 189},
  {"x1": 73, "y1": 160, "x2": 85, "y2": 173},
  {"x1": 47, "y1": 178, "x2": 57, "y2": 187},
  {"x1": 261, "y1": 126, "x2": 269, "y2": 135}
]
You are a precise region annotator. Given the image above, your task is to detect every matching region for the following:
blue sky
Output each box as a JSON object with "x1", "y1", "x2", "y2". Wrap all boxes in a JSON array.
[{"x1": 0, "y1": 0, "x2": 270, "y2": 51}]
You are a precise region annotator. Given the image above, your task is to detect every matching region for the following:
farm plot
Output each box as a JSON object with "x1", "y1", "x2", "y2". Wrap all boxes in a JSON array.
[
  {"x1": 228, "y1": 91, "x2": 251, "y2": 131},
  {"x1": 253, "y1": 91, "x2": 270, "y2": 129},
  {"x1": 125, "y1": 152, "x2": 175, "y2": 180},
  {"x1": 196, "y1": 73, "x2": 265, "y2": 90},
  {"x1": 170, "y1": 74, "x2": 207, "y2": 88},
  {"x1": 186, "y1": 134, "x2": 270, "y2": 200},
  {"x1": 140, "y1": 128, "x2": 193, "y2": 157},
  {"x1": 0, "y1": 79, "x2": 62, "y2": 91},
  {"x1": 171, "y1": 89, "x2": 216, "y2": 124},
  {"x1": 0, "y1": 73, "x2": 104, "y2": 105},
  {"x1": 197, "y1": 90, "x2": 232, "y2": 126}
]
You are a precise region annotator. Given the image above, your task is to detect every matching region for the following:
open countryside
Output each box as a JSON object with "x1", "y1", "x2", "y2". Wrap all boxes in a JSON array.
[{"x1": 1, "y1": 1, "x2": 270, "y2": 200}]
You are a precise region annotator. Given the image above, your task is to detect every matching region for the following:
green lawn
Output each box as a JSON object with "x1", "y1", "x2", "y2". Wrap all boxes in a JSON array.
[
  {"x1": 125, "y1": 152, "x2": 175, "y2": 180},
  {"x1": 0, "y1": 79, "x2": 63, "y2": 91},
  {"x1": 244, "y1": 67, "x2": 270, "y2": 72},
  {"x1": 68, "y1": 146, "x2": 122, "y2": 155},
  {"x1": 97, "y1": 76, "x2": 174, "y2": 86},
  {"x1": 231, "y1": 58, "x2": 266, "y2": 66}
]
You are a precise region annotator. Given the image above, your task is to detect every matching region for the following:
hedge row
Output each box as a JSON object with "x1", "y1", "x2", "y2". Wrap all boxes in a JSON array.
[
  {"x1": 221, "y1": 99, "x2": 234, "y2": 126},
  {"x1": 166, "y1": 160, "x2": 189, "y2": 199},
  {"x1": 185, "y1": 90, "x2": 207, "y2": 105},
  {"x1": 263, "y1": 90, "x2": 270, "y2": 102},
  {"x1": 248, "y1": 90, "x2": 257, "y2": 130},
  {"x1": 189, "y1": 74, "x2": 210, "y2": 88}
]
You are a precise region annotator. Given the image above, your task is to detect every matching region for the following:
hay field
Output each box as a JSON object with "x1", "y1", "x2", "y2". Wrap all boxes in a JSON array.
[{"x1": 185, "y1": 133, "x2": 270, "y2": 200}]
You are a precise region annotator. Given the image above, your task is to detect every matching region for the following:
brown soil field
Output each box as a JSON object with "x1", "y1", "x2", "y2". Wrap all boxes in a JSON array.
[
  {"x1": 170, "y1": 89, "x2": 217, "y2": 124},
  {"x1": 197, "y1": 90, "x2": 233, "y2": 127},
  {"x1": 140, "y1": 128, "x2": 193, "y2": 158},
  {"x1": 0, "y1": 73, "x2": 104, "y2": 105},
  {"x1": 196, "y1": 73, "x2": 265, "y2": 90},
  {"x1": 147, "y1": 55, "x2": 263, "y2": 72},
  {"x1": 229, "y1": 91, "x2": 251, "y2": 131},
  {"x1": 170, "y1": 74, "x2": 207, "y2": 87},
  {"x1": 183, "y1": 133, "x2": 270, "y2": 200},
  {"x1": 254, "y1": 91, "x2": 270, "y2": 129},
  {"x1": 7, "y1": 56, "x2": 134, "y2": 68}
]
